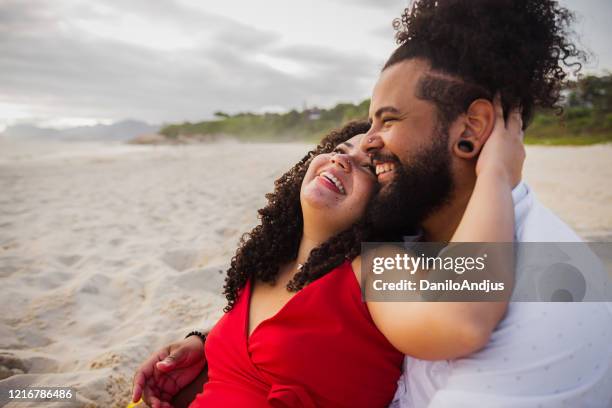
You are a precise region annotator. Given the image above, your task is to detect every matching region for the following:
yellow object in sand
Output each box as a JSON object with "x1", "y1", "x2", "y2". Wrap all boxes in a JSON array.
[{"x1": 126, "y1": 399, "x2": 144, "y2": 408}]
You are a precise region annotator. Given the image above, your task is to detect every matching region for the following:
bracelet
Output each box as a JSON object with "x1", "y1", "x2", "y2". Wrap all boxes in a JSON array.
[{"x1": 185, "y1": 330, "x2": 208, "y2": 344}]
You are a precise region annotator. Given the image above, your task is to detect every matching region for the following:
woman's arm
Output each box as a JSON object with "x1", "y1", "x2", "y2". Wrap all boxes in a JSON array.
[
  {"x1": 451, "y1": 96, "x2": 524, "y2": 243},
  {"x1": 357, "y1": 253, "x2": 509, "y2": 360},
  {"x1": 364, "y1": 96, "x2": 525, "y2": 360}
]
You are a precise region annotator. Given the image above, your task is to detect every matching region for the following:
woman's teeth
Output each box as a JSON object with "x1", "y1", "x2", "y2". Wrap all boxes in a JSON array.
[
  {"x1": 376, "y1": 162, "x2": 396, "y2": 176},
  {"x1": 320, "y1": 171, "x2": 346, "y2": 194}
]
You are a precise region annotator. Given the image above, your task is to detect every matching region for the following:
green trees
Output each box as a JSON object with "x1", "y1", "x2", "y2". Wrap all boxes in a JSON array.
[
  {"x1": 569, "y1": 74, "x2": 612, "y2": 112},
  {"x1": 159, "y1": 99, "x2": 370, "y2": 142}
]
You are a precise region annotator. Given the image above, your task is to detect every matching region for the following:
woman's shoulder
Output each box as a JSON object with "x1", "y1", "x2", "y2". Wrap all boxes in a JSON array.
[
  {"x1": 351, "y1": 256, "x2": 362, "y2": 288},
  {"x1": 351, "y1": 243, "x2": 409, "y2": 289}
]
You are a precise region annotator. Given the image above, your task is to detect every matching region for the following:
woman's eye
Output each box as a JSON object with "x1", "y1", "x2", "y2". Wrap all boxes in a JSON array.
[
  {"x1": 382, "y1": 118, "x2": 395, "y2": 125},
  {"x1": 363, "y1": 164, "x2": 376, "y2": 175}
]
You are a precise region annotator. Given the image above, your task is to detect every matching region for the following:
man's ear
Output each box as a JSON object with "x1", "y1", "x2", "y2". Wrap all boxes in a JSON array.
[{"x1": 452, "y1": 99, "x2": 495, "y2": 159}]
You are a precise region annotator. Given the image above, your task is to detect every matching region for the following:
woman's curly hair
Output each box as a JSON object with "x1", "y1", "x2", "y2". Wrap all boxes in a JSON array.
[
  {"x1": 222, "y1": 121, "x2": 372, "y2": 312},
  {"x1": 385, "y1": 0, "x2": 588, "y2": 127}
]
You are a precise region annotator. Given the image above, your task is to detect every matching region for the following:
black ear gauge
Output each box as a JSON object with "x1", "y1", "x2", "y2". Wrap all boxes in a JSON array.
[{"x1": 457, "y1": 140, "x2": 474, "y2": 153}]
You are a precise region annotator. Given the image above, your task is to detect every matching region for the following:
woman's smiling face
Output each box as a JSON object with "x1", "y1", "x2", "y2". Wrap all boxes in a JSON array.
[{"x1": 300, "y1": 134, "x2": 378, "y2": 232}]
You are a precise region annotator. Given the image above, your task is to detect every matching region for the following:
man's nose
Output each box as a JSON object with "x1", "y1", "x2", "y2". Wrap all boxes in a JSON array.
[
  {"x1": 360, "y1": 130, "x2": 383, "y2": 156},
  {"x1": 331, "y1": 153, "x2": 351, "y2": 172}
]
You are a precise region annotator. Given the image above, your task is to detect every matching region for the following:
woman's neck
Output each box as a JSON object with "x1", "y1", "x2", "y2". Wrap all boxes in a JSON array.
[
  {"x1": 293, "y1": 223, "x2": 337, "y2": 267},
  {"x1": 276, "y1": 233, "x2": 327, "y2": 284}
]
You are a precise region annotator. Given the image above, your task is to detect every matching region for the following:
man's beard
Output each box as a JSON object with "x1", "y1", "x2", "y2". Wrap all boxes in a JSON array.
[{"x1": 365, "y1": 129, "x2": 454, "y2": 239}]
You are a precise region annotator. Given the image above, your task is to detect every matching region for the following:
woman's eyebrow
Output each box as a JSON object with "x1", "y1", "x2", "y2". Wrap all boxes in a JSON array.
[{"x1": 334, "y1": 142, "x2": 351, "y2": 151}]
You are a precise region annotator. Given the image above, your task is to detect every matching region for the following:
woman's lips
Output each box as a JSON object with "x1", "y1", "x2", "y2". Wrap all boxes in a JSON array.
[{"x1": 317, "y1": 174, "x2": 344, "y2": 195}]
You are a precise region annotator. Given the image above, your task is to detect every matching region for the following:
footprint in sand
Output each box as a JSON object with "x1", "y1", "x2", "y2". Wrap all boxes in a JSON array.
[
  {"x1": 0, "y1": 257, "x2": 20, "y2": 278},
  {"x1": 0, "y1": 353, "x2": 27, "y2": 380},
  {"x1": 56, "y1": 254, "x2": 82, "y2": 267},
  {"x1": 160, "y1": 249, "x2": 201, "y2": 272}
]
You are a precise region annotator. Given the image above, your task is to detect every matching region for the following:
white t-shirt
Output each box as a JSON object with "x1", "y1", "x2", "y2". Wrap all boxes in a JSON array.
[{"x1": 390, "y1": 182, "x2": 612, "y2": 408}]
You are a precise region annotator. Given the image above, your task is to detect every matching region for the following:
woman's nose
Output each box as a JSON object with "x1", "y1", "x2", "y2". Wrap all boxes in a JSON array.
[{"x1": 331, "y1": 154, "x2": 351, "y2": 172}]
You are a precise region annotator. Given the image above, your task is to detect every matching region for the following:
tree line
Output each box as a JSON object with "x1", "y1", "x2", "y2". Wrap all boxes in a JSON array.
[{"x1": 160, "y1": 74, "x2": 612, "y2": 145}]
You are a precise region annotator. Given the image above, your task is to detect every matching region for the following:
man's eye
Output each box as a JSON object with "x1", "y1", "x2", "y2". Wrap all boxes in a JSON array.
[{"x1": 382, "y1": 117, "x2": 396, "y2": 125}]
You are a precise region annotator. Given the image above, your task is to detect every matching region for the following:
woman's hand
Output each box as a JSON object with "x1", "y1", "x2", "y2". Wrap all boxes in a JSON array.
[
  {"x1": 476, "y1": 94, "x2": 526, "y2": 187},
  {"x1": 132, "y1": 335, "x2": 206, "y2": 408}
]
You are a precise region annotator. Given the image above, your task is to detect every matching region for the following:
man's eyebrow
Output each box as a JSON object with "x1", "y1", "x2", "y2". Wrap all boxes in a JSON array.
[{"x1": 368, "y1": 106, "x2": 402, "y2": 122}]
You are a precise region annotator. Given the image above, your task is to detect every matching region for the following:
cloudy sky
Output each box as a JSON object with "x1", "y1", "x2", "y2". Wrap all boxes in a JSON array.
[{"x1": 1, "y1": 0, "x2": 611, "y2": 131}]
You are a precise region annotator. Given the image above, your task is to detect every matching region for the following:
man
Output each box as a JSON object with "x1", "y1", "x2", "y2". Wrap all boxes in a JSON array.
[
  {"x1": 362, "y1": 1, "x2": 612, "y2": 406},
  {"x1": 132, "y1": 1, "x2": 612, "y2": 406}
]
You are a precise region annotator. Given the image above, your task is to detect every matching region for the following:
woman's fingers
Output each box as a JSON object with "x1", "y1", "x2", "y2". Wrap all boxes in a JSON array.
[
  {"x1": 493, "y1": 93, "x2": 504, "y2": 124},
  {"x1": 490, "y1": 93, "x2": 507, "y2": 138},
  {"x1": 132, "y1": 357, "x2": 155, "y2": 402},
  {"x1": 132, "y1": 371, "x2": 145, "y2": 401},
  {"x1": 132, "y1": 347, "x2": 170, "y2": 403},
  {"x1": 491, "y1": 93, "x2": 523, "y2": 139},
  {"x1": 506, "y1": 107, "x2": 523, "y2": 137},
  {"x1": 144, "y1": 383, "x2": 169, "y2": 408},
  {"x1": 156, "y1": 347, "x2": 185, "y2": 372}
]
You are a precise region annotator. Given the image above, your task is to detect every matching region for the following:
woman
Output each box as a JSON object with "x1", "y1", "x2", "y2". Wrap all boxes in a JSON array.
[
  {"x1": 196, "y1": 123, "x2": 399, "y2": 408},
  {"x1": 132, "y1": 99, "x2": 524, "y2": 407}
]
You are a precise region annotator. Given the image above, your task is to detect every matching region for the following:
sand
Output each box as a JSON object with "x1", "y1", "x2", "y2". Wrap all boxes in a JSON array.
[
  {"x1": 0, "y1": 139, "x2": 610, "y2": 407},
  {"x1": 522, "y1": 144, "x2": 612, "y2": 240}
]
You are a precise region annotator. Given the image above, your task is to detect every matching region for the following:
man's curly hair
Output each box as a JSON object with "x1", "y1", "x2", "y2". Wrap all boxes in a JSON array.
[
  {"x1": 385, "y1": 0, "x2": 587, "y2": 128},
  {"x1": 222, "y1": 121, "x2": 373, "y2": 312}
]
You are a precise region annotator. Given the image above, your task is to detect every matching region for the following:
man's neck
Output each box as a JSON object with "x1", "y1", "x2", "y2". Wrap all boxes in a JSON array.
[{"x1": 421, "y1": 187, "x2": 472, "y2": 242}]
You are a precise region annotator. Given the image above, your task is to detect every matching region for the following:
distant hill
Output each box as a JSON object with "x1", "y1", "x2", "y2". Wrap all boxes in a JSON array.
[
  {"x1": 160, "y1": 100, "x2": 370, "y2": 142},
  {"x1": 1, "y1": 120, "x2": 159, "y2": 142}
]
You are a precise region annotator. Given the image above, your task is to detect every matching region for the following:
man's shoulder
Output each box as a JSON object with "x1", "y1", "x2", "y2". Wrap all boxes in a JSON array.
[
  {"x1": 515, "y1": 184, "x2": 582, "y2": 242},
  {"x1": 512, "y1": 186, "x2": 611, "y2": 302}
]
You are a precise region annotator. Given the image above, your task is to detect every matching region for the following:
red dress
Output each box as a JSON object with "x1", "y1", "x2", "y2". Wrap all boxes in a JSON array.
[{"x1": 189, "y1": 261, "x2": 403, "y2": 407}]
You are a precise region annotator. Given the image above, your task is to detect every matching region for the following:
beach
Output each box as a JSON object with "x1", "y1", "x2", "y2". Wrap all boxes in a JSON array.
[{"x1": 0, "y1": 139, "x2": 611, "y2": 407}]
